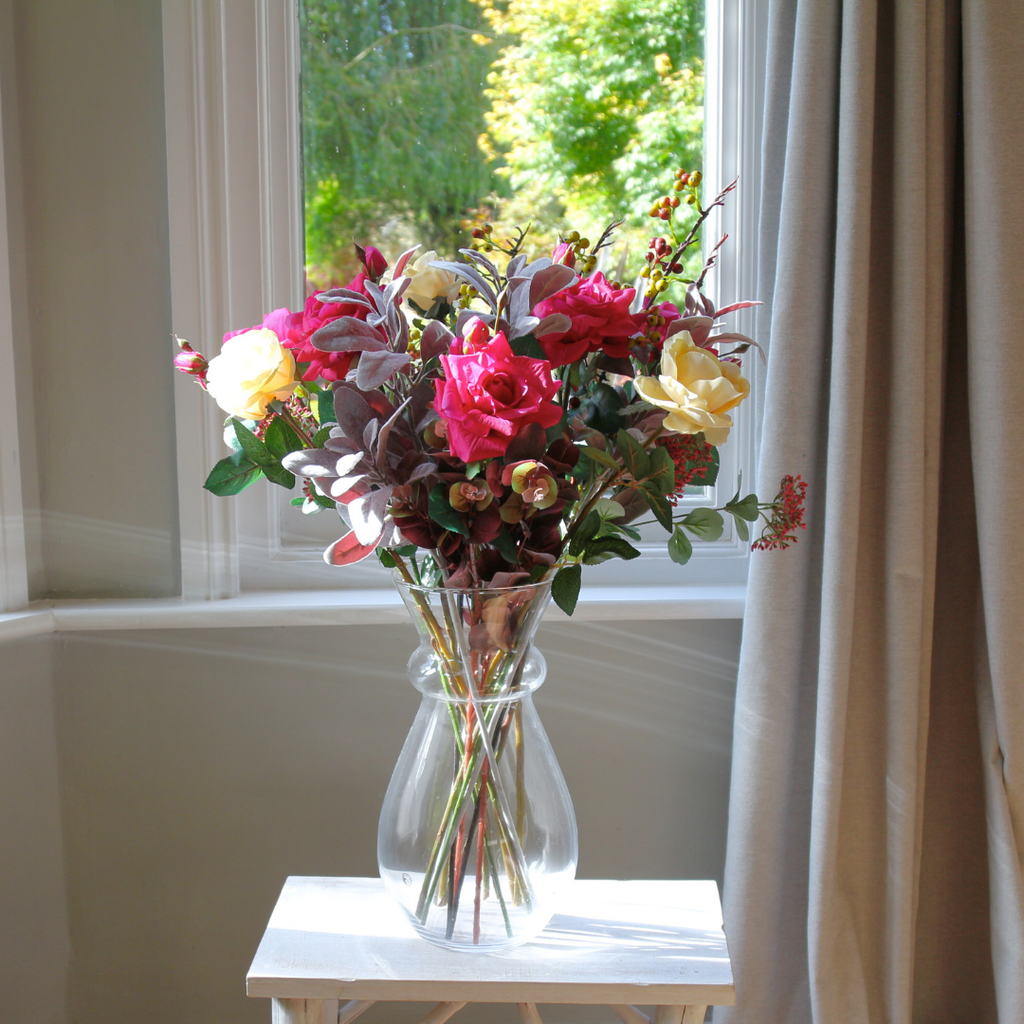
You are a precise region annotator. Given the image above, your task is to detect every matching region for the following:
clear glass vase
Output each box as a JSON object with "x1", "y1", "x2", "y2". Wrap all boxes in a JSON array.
[{"x1": 378, "y1": 576, "x2": 577, "y2": 951}]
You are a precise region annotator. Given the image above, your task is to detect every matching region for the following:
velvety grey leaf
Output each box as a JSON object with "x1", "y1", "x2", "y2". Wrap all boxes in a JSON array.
[
  {"x1": 393, "y1": 245, "x2": 420, "y2": 279},
  {"x1": 311, "y1": 317, "x2": 387, "y2": 352},
  {"x1": 506, "y1": 253, "x2": 527, "y2": 279},
  {"x1": 531, "y1": 313, "x2": 570, "y2": 340},
  {"x1": 378, "y1": 520, "x2": 402, "y2": 549},
  {"x1": 429, "y1": 261, "x2": 497, "y2": 311},
  {"x1": 505, "y1": 277, "x2": 533, "y2": 329},
  {"x1": 457, "y1": 248, "x2": 501, "y2": 285},
  {"x1": 408, "y1": 460, "x2": 436, "y2": 482},
  {"x1": 363, "y1": 418, "x2": 379, "y2": 452},
  {"x1": 332, "y1": 384, "x2": 377, "y2": 441},
  {"x1": 529, "y1": 263, "x2": 576, "y2": 306},
  {"x1": 669, "y1": 316, "x2": 714, "y2": 338},
  {"x1": 349, "y1": 485, "x2": 394, "y2": 545},
  {"x1": 331, "y1": 472, "x2": 370, "y2": 495},
  {"x1": 316, "y1": 288, "x2": 373, "y2": 308},
  {"x1": 513, "y1": 256, "x2": 553, "y2": 279},
  {"x1": 510, "y1": 315, "x2": 539, "y2": 340},
  {"x1": 385, "y1": 274, "x2": 411, "y2": 306},
  {"x1": 363, "y1": 279, "x2": 386, "y2": 312},
  {"x1": 323, "y1": 529, "x2": 381, "y2": 566},
  {"x1": 323, "y1": 434, "x2": 357, "y2": 454},
  {"x1": 333, "y1": 452, "x2": 364, "y2": 477},
  {"x1": 356, "y1": 350, "x2": 411, "y2": 391},
  {"x1": 419, "y1": 320, "x2": 454, "y2": 361},
  {"x1": 281, "y1": 448, "x2": 339, "y2": 476}
]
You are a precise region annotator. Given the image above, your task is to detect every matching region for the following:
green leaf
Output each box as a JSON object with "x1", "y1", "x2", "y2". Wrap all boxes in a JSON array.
[
  {"x1": 377, "y1": 549, "x2": 397, "y2": 569},
  {"x1": 551, "y1": 564, "x2": 582, "y2": 616},
  {"x1": 311, "y1": 425, "x2": 333, "y2": 448},
  {"x1": 203, "y1": 452, "x2": 263, "y2": 496},
  {"x1": 582, "y1": 536, "x2": 641, "y2": 562},
  {"x1": 733, "y1": 515, "x2": 750, "y2": 542},
  {"x1": 262, "y1": 461, "x2": 296, "y2": 489},
  {"x1": 314, "y1": 391, "x2": 336, "y2": 425},
  {"x1": 641, "y1": 487, "x2": 675, "y2": 531},
  {"x1": 576, "y1": 443, "x2": 620, "y2": 473},
  {"x1": 668, "y1": 526, "x2": 693, "y2": 565},
  {"x1": 508, "y1": 333, "x2": 547, "y2": 359},
  {"x1": 682, "y1": 507, "x2": 725, "y2": 541},
  {"x1": 648, "y1": 444, "x2": 676, "y2": 494},
  {"x1": 290, "y1": 496, "x2": 305, "y2": 506},
  {"x1": 725, "y1": 493, "x2": 760, "y2": 521},
  {"x1": 232, "y1": 419, "x2": 273, "y2": 465},
  {"x1": 465, "y1": 461, "x2": 483, "y2": 480},
  {"x1": 427, "y1": 484, "x2": 469, "y2": 536},
  {"x1": 264, "y1": 417, "x2": 305, "y2": 461},
  {"x1": 615, "y1": 428, "x2": 651, "y2": 482},
  {"x1": 492, "y1": 528, "x2": 519, "y2": 563},
  {"x1": 568, "y1": 510, "x2": 601, "y2": 557},
  {"x1": 582, "y1": 382, "x2": 627, "y2": 436}
]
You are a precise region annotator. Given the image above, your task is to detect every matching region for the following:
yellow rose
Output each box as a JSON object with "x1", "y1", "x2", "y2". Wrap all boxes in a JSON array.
[
  {"x1": 404, "y1": 250, "x2": 462, "y2": 312},
  {"x1": 205, "y1": 328, "x2": 297, "y2": 420},
  {"x1": 634, "y1": 331, "x2": 749, "y2": 446}
]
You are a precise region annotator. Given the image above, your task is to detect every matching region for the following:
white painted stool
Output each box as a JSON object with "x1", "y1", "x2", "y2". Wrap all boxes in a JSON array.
[{"x1": 247, "y1": 877, "x2": 734, "y2": 1024}]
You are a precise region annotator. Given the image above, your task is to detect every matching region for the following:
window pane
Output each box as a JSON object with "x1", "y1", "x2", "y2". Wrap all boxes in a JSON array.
[{"x1": 299, "y1": 0, "x2": 705, "y2": 288}]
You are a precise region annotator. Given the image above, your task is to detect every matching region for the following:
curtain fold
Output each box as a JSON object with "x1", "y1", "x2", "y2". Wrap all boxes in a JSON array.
[{"x1": 720, "y1": 0, "x2": 1023, "y2": 1020}]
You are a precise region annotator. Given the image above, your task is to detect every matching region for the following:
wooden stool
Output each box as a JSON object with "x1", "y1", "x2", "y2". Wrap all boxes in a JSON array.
[{"x1": 247, "y1": 877, "x2": 734, "y2": 1024}]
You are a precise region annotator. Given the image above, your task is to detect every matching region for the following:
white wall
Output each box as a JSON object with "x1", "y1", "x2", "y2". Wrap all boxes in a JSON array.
[
  {"x1": 0, "y1": 635, "x2": 70, "y2": 1024},
  {"x1": 0, "y1": 1, "x2": 745, "y2": 1022},
  {"x1": 48, "y1": 618, "x2": 740, "y2": 1024}
]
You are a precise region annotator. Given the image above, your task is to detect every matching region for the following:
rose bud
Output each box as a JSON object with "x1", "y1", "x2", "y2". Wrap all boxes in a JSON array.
[
  {"x1": 354, "y1": 243, "x2": 388, "y2": 283},
  {"x1": 173, "y1": 339, "x2": 209, "y2": 385}
]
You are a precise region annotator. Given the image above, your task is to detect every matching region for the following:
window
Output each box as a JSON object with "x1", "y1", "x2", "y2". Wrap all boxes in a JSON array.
[{"x1": 163, "y1": 0, "x2": 766, "y2": 603}]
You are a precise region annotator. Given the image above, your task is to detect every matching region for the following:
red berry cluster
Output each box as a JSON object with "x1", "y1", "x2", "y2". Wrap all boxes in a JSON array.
[
  {"x1": 658, "y1": 434, "x2": 715, "y2": 503},
  {"x1": 752, "y1": 475, "x2": 808, "y2": 550}
]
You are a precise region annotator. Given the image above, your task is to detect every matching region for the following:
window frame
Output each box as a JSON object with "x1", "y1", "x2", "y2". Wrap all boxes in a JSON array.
[{"x1": 161, "y1": 0, "x2": 767, "y2": 609}]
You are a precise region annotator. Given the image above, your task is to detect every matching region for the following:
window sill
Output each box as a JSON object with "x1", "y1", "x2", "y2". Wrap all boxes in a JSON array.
[{"x1": 0, "y1": 585, "x2": 745, "y2": 640}]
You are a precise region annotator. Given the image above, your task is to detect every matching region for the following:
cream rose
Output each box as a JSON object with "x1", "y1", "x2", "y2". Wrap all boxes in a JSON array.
[
  {"x1": 634, "y1": 331, "x2": 749, "y2": 446},
  {"x1": 205, "y1": 328, "x2": 297, "y2": 420},
  {"x1": 404, "y1": 250, "x2": 462, "y2": 312}
]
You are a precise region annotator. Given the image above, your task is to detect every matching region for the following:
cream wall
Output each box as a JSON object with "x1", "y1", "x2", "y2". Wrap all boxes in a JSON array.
[{"x1": 0, "y1": 1, "x2": 745, "y2": 1023}]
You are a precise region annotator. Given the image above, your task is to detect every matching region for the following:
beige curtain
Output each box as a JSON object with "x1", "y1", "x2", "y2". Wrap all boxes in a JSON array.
[{"x1": 720, "y1": 1, "x2": 1024, "y2": 1021}]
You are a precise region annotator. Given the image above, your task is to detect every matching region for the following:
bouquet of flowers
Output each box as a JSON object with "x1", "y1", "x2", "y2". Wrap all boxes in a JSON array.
[
  {"x1": 173, "y1": 170, "x2": 806, "y2": 946},
  {"x1": 174, "y1": 170, "x2": 805, "y2": 615}
]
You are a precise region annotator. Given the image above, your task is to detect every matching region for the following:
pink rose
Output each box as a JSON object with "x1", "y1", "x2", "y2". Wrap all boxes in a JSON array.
[
  {"x1": 286, "y1": 273, "x2": 380, "y2": 381},
  {"x1": 433, "y1": 333, "x2": 562, "y2": 463},
  {"x1": 532, "y1": 271, "x2": 645, "y2": 365}
]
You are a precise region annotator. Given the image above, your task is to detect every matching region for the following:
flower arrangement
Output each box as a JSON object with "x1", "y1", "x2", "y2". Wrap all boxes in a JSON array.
[
  {"x1": 174, "y1": 170, "x2": 803, "y2": 615},
  {"x1": 173, "y1": 170, "x2": 806, "y2": 947}
]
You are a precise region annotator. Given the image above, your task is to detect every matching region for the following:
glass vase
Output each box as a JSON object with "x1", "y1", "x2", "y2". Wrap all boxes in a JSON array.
[{"x1": 378, "y1": 576, "x2": 577, "y2": 951}]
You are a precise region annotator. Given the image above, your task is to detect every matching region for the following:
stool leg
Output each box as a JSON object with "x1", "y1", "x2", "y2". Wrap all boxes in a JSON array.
[
  {"x1": 611, "y1": 1006, "x2": 652, "y2": 1024},
  {"x1": 272, "y1": 998, "x2": 338, "y2": 1024},
  {"x1": 416, "y1": 1001, "x2": 468, "y2": 1024},
  {"x1": 518, "y1": 1003, "x2": 545, "y2": 1024},
  {"x1": 338, "y1": 999, "x2": 376, "y2": 1024},
  {"x1": 682, "y1": 1008, "x2": 707, "y2": 1024}
]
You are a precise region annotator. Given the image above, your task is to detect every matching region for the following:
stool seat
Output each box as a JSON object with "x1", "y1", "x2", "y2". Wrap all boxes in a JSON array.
[{"x1": 247, "y1": 876, "x2": 734, "y2": 1024}]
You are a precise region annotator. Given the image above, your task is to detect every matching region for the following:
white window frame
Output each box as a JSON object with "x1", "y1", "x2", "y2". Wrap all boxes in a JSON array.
[{"x1": 161, "y1": 0, "x2": 767, "y2": 613}]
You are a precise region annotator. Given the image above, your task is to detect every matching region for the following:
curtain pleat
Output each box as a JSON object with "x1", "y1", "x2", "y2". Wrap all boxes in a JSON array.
[{"x1": 720, "y1": 0, "x2": 1023, "y2": 1020}]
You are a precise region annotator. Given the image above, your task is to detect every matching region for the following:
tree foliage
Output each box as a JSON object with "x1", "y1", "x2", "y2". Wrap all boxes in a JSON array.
[
  {"x1": 300, "y1": 0, "x2": 501, "y2": 286},
  {"x1": 300, "y1": 0, "x2": 705, "y2": 282},
  {"x1": 476, "y1": 0, "x2": 704, "y2": 257}
]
